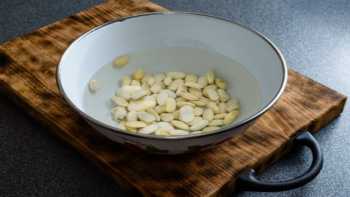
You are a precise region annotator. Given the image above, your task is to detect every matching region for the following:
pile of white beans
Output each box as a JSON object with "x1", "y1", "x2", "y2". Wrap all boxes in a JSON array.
[{"x1": 89, "y1": 55, "x2": 240, "y2": 136}]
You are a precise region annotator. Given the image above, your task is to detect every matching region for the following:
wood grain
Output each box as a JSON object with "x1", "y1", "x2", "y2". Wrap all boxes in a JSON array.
[{"x1": 0, "y1": 0, "x2": 346, "y2": 196}]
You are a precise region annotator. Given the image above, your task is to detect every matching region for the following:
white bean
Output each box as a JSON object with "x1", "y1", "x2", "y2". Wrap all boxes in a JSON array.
[
  {"x1": 179, "y1": 105, "x2": 194, "y2": 123},
  {"x1": 125, "y1": 121, "x2": 147, "y2": 128},
  {"x1": 130, "y1": 89, "x2": 147, "y2": 100},
  {"x1": 189, "y1": 88, "x2": 202, "y2": 98},
  {"x1": 160, "y1": 113, "x2": 174, "y2": 122},
  {"x1": 218, "y1": 89, "x2": 230, "y2": 102},
  {"x1": 203, "y1": 108, "x2": 214, "y2": 121},
  {"x1": 185, "y1": 74, "x2": 198, "y2": 82},
  {"x1": 160, "y1": 89, "x2": 176, "y2": 98},
  {"x1": 206, "y1": 70, "x2": 215, "y2": 84},
  {"x1": 224, "y1": 110, "x2": 239, "y2": 124},
  {"x1": 116, "y1": 121, "x2": 126, "y2": 130},
  {"x1": 169, "y1": 79, "x2": 184, "y2": 91},
  {"x1": 127, "y1": 100, "x2": 156, "y2": 111},
  {"x1": 192, "y1": 100, "x2": 207, "y2": 107},
  {"x1": 112, "y1": 106, "x2": 127, "y2": 120},
  {"x1": 137, "y1": 111, "x2": 156, "y2": 123},
  {"x1": 171, "y1": 120, "x2": 189, "y2": 130},
  {"x1": 155, "y1": 105, "x2": 166, "y2": 114},
  {"x1": 214, "y1": 113, "x2": 227, "y2": 119},
  {"x1": 218, "y1": 102, "x2": 227, "y2": 113},
  {"x1": 177, "y1": 101, "x2": 195, "y2": 108},
  {"x1": 146, "y1": 108, "x2": 160, "y2": 121},
  {"x1": 207, "y1": 88, "x2": 219, "y2": 101},
  {"x1": 226, "y1": 98, "x2": 240, "y2": 112},
  {"x1": 155, "y1": 122, "x2": 174, "y2": 135},
  {"x1": 165, "y1": 97, "x2": 176, "y2": 112},
  {"x1": 163, "y1": 76, "x2": 172, "y2": 86},
  {"x1": 197, "y1": 76, "x2": 208, "y2": 88},
  {"x1": 190, "y1": 119, "x2": 208, "y2": 131},
  {"x1": 167, "y1": 72, "x2": 186, "y2": 79},
  {"x1": 114, "y1": 55, "x2": 129, "y2": 68},
  {"x1": 193, "y1": 107, "x2": 204, "y2": 116},
  {"x1": 88, "y1": 79, "x2": 98, "y2": 93},
  {"x1": 157, "y1": 91, "x2": 168, "y2": 105},
  {"x1": 173, "y1": 110, "x2": 180, "y2": 120},
  {"x1": 157, "y1": 121, "x2": 174, "y2": 130},
  {"x1": 130, "y1": 80, "x2": 141, "y2": 86},
  {"x1": 155, "y1": 129, "x2": 170, "y2": 136},
  {"x1": 215, "y1": 78, "x2": 227, "y2": 89},
  {"x1": 126, "y1": 111, "x2": 138, "y2": 121},
  {"x1": 147, "y1": 76, "x2": 155, "y2": 86},
  {"x1": 111, "y1": 96, "x2": 128, "y2": 107},
  {"x1": 184, "y1": 81, "x2": 202, "y2": 89},
  {"x1": 139, "y1": 124, "x2": 158, "y2": 134},
  {"x1": 207, "y1": 102, "x2": 220, "y2": 114},
  {"x1": 203, "y1": 85, "x2": 216, "y2": 97},
  {"x1": 209, "y1": 119, "x2": 224, "y2": 126},
  {"x1": 144, "y1": 95, "x2": 156, "y2": 102},
  {"x1": 169, "y1": 129, "x2": 189, "y2": 135},
  {"x1": 180, "y1": 92, "x2": 199, "y2": 101},
  {"x1": 189, "y1": 117, "x2": 204, "y2": 126},
  {"x1": 132, "y1": 68, "x2": 145, "y2": 80},
  {"x1": 150, "y1": 83, "x2": 162, "y2": 93},
  {"x1": 119, "y1": 85, "x2": 142, "y2": 100},
  {"x1": 176, "y1": 84, "x2": 186, "y2": 95},
  {"x1": 202, "y1": 126, "x2": 220, "y2": 132}
]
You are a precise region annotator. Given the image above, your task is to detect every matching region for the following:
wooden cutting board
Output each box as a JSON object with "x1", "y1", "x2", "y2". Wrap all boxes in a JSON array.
[{"x1": 0, "y1": 0, "x2": 347, "y2": 196}]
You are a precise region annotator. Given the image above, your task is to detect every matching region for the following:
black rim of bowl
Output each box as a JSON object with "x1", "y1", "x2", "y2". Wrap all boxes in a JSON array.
[{"x1": 56, "y1": 12, "x2": 288, "y2": 140}]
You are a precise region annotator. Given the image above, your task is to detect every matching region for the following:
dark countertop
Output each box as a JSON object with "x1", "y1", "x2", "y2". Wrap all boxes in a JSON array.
[{"x1": 0, "y1": 0, "x2": 349, "y2": 196}]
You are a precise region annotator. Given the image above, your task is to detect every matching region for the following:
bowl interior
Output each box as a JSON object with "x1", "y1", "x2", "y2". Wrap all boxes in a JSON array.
[{"x1": 58, "y1": 13, "x2": 286, "y2": 131}]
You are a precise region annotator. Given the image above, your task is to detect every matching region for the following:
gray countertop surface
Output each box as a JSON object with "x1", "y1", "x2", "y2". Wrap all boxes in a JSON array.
[{"x1": 0, "y1": 0, "x2": 349, "y2": 196}]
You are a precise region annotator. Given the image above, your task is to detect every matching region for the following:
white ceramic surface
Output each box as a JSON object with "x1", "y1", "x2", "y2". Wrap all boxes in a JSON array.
[{"x1": 57, "y1": 12, "x2": 287, "y2": 154}]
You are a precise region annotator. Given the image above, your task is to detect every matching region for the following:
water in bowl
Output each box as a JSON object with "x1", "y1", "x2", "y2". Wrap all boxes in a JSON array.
[{"x1": 83, "y1": 47, "x2": 262, "y2": 128}]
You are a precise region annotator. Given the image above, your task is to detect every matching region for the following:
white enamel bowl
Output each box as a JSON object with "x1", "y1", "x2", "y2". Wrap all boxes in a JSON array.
[{"x1": 57, "y1": 12, "x2": 287, "y2": 154}]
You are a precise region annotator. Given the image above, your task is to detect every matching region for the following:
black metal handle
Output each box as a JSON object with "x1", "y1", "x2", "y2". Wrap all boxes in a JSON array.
[{"x1": 236, "y1": 131, "x2": 323, "y2": 192}]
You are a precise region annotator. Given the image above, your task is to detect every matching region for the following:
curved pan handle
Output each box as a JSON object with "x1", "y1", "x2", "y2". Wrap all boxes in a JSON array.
[{"x1": 236, "y1": 131, "x2": 323, "y2": 192}]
